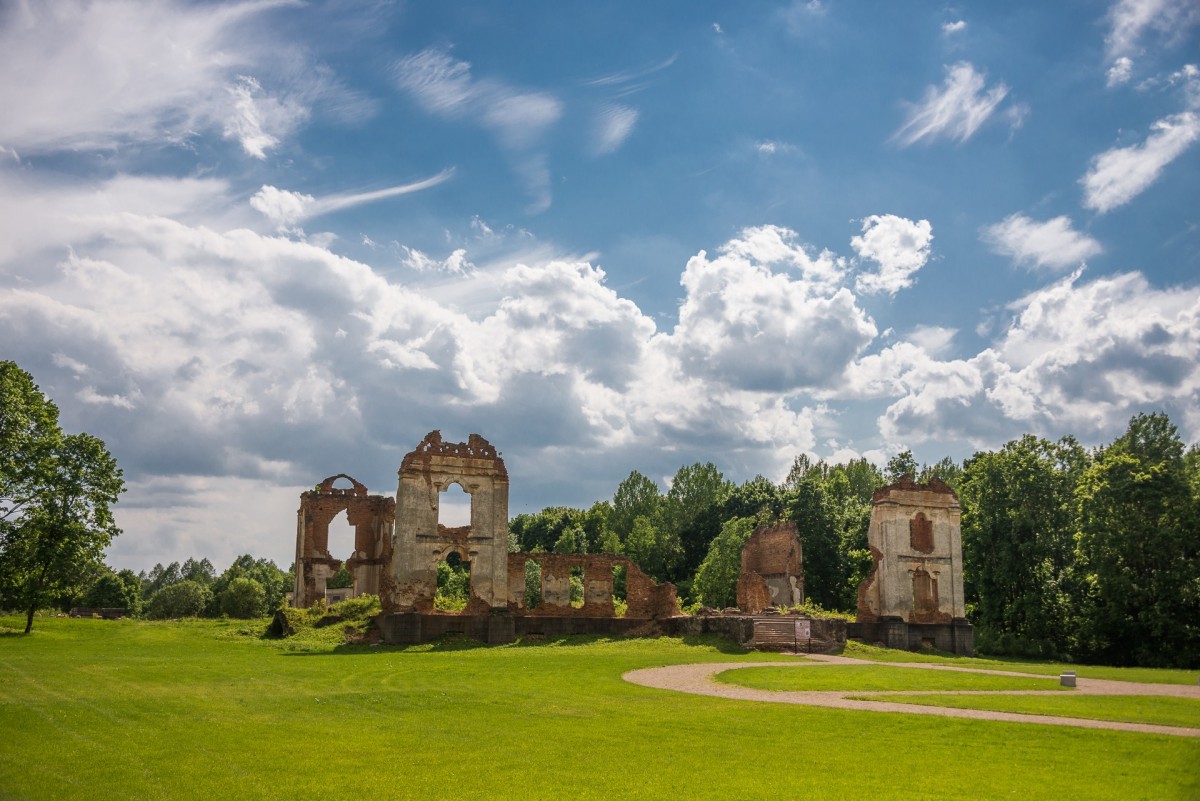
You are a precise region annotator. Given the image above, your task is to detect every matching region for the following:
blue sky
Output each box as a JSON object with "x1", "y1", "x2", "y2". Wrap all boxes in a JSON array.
[{"x1": 1, "y1": 0, "x2": 1198, "y2": 571}]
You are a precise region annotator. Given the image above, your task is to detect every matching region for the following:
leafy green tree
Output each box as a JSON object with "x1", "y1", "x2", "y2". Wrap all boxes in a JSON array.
[
  {"x1": 552, "y1": 524, "x2": 586, "y2": 554},
  {"x1": 0, "y1": 364, "x2": 124, "y2": 632},
  {"x1": 146, "y1": 580, "x2": 210, "y2": 619},
  {"x1": 885, "y1": 450, "x2": 919, "y2": 483},
  {"x1": 692, "y1": 517, "x2": 756, "y2": 609},
  {"x1": 783, "y1": 473, "x2": 840, "y2": 608},
  {"x1": 661, "y1": 463, "x2": 731, "y2": 581},
  {"x1": 220, "y1": 576, "x2": 267, "y2": 618},
  {"x1": 624, "y1": 515, "x2": 680, "y2": 583},
  {"x1": 207, "y1": 555, "x2": 289, "y2": 615},
  {"x1": 959, "y1": 435, "x2": 1087, "y2": 658},
  {"x1": 181, "y1": 557, "x2": 216, "y2": 586},
  {"x1": 83, "y1": 569, "x2": 141, "y2": 614},
  {"x1": 141, "y1": 561, "x2": 182, "y2": 599},
  {"x1": 510, "y1": 507, "x2": 584, "y2": 553},
  {"x1": 720, "y1": 474, "x2": 784, "y2": 527},
  {"x1": 919, "y1": 456, "x2": 965, "y2": 495},
  {"x1": 609, "y1": 471, "x2": 662, "y2": 540},
  {"x1": 1073, "y1": 414, "x2": 1200, "y2": 667}
]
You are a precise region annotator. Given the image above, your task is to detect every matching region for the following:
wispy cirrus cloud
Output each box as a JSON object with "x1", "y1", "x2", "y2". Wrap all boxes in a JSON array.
[
  {"x1": 0, "y1": 0, "x2": 368, "y2": 159},
  {"x1": 892, "y1": 62, "x2": 1010, "y2": 147},
  {"x1": 981, "y1": 214, "x2": 1103, "y2": 271},
  {"x1": 249, "y1": 169, "x2": 455, "y2": 227},
  {"x1": 1081, "y1": 112, "x2": 1200, "y2": 213},
  {"x1": 1104, "y1": 0, "x2": 1200, "y2": 85},
  {"x1": 392, "y1": 48, "x2": 562, "y2": 211},
  {"x1": 591, "y1": 104, "x2": 639, "y2": 155}
]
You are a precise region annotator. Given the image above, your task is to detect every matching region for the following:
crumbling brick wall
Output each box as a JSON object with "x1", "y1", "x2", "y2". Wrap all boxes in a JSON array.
[
  {"x1": 293, "y1": 474, "x2": 395, "y2": 607},
  {"x1": 507, "y1": 552, "x2": 677, "y2": 619},
  {"x1": 736, "y1": 521, "x2": 804, "y2": 613},
  {"x1": 386, "y1": 432, "x2": 510, "y2": 614}
]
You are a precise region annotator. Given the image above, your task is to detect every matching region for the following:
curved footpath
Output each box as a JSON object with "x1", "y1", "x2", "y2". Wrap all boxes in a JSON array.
[{"x1": 623, "y1": 654, "x2": 1200, "y2": 738}]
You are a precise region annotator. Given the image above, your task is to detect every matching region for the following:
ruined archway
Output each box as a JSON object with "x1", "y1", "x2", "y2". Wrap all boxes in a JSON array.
[{"x1": 293, "y1": 474, "x2": 395, "y2": 607}]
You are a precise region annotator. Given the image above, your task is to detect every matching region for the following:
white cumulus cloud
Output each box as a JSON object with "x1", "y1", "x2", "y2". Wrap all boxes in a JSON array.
[
  {"x1": 852, "y1": 215, "x2": 933, "y2": 295},
  {"x1": 981, "y1": 214, "x2": 1103, "y2": 271}
]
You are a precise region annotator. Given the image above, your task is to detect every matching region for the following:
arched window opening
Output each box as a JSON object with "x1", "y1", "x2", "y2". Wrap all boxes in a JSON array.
[
  {"x1": 612, "y1": 565, "x2": 627, "y2": 617},
  {"x1": 326, "y1": 510, "x2": 356, "y2": 597},
  {"x1": 435, "y1": 551, "x2": 471, "y2": 612},
  {"x1": 524, "y1": 559, "x2": 542, "y2": 609},
  {"x1": 438, "y1": 482, "x2": 472, "y2": 529},
  {"x1": 569, "y1": 565, "x2": 585, "y2": 608},
  {"x1": 330, "y1": 475, "x2": 356, "y2": 491}
]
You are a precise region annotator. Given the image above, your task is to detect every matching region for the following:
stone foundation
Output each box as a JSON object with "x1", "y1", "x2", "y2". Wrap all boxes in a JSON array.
[{"x1": 848, "y1": 616, "x2": 974, "y2": 656}]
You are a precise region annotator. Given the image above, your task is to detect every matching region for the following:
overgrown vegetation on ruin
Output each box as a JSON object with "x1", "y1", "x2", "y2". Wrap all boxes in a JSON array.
[{"x1": 0, "y1": 616, "x2": 1195, "y2": 801}]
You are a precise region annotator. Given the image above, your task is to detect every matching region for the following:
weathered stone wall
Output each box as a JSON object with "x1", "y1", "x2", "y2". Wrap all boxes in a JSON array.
[
  {"x1": 384, "y1": 432, "x2": 510, "y2": 614},
  {"x1": 736, "y1": 521, "x2": 804, "y2": 613},
  {"x1": 293, "y1": 474, "x2": 395, "y2": 607},
  {"x1": 855, "y1": 476, "x2": 965, "y2": 625}
]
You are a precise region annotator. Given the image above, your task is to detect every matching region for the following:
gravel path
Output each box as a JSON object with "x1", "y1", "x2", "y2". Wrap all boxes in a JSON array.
[{"x1": 623, "y1": 655, "x2": 1200, "y2": 738}]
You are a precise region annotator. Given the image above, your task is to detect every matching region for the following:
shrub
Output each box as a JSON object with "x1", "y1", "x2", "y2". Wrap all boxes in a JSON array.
[
  {"x1": 146, "y1": 580, "x2": 211, "y2": 619},
  {"x1": 220, "y1": 576, "x2": 267, "y2": 618}
]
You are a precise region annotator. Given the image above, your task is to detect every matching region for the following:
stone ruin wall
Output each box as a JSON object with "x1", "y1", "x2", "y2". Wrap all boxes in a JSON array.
[
  {"x1": 507, "y1": 552, "x2": 677, "y2": 620},
  {"x1": 293, "y1": 474, "x2": 395, "y2": 608},
  {"x1": 736, "y1": 521, "x2": 804, "y2": 615},
  {"x1": 384, "y1": 431, "x2": 511, "y2": 614},
  {"x1": 856, "y1": 475, "x2": 965, "y2": 624}
]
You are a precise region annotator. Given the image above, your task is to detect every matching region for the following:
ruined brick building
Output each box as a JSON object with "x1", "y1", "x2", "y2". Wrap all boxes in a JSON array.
[{"x1": 294, "y1": 433, "x2": 970, "y2": 653}]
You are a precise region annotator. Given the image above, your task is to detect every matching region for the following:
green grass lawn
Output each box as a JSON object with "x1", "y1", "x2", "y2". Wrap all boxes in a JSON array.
[
  {"x1": 0, "y1": 617, "x2": 1197, "y2": 801},
  {"x1": 846, "y1": 693, "x2": 1200, "y2": 729},
  {"x1": 842, "y1": 641, "x2": 1200, "y2": 685},
  {"x1": 716, "y1": 664, "x2": 1071, "y2": 692}
]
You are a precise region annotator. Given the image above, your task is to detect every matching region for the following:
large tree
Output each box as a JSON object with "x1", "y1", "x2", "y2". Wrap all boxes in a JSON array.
[
  {"x1": 1073, "y1": 414, "x2": 1200, "y2": 667},
  {"x1": 661, "y1": 462, "x2": 731, "y2": 582},
  {"x1": 0, "y1": 362, "x2": 125, "y2": 632},
  {"x1": 959, "y1": 435, "x2": 1087, "y2": 658}
]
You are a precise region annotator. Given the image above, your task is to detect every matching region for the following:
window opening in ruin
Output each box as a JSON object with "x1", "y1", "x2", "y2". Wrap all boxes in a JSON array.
[
  {"x1": 910, "y1": 512, "x2": 934, "y2": 553},
  {"x1": 326, "y1": 510, "x2": 355, "y2": 594},
  {"x1": 435, "y1": 551, "x2": 471, "y2": 612},
  {"x1": 569, "y1": 565, "x2": 584, "y2": 608},
  {"x1": 438, "y1": 481, "x2": 471, "y2": 529},
  {"x1": 329, "y1": 475, "x2": 356, "y2": 491},
  {"x1": 612, "y1": 565, "x2": 627, "y2": 617},
  {"x1": 524, "y1": 559, "x2": 542, "y2": 609}
]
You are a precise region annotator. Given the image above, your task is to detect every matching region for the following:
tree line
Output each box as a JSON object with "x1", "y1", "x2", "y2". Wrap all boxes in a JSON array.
[
  {"x1": 3, "y1": 360, "x2": 1197, "y2": 666},
  {"x1": 511, "y1": 413, "x2": 1199, "y2": 668}
]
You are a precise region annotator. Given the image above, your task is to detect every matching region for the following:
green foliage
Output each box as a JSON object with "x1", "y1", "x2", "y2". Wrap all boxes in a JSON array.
[
  {"x1": 220, "y1": 576, "x2": 267, "y2": 618},
  {"x1": 524, "y1": 559, "x2": 542, "y2": 608},
  {"x1": 692, "y1": 517, "x2": 755, "y2": 608},
  {"x1": 181, "y1": 557, "x2": 215, "y2": 586},
  {"x1": 662, "y1": 463, "x2": 732, "y2": 583},
  {"x1": 83, "y1": 569, "x2": 141, "y2": 615},
  {"x1": 0, "y1": 363, "x2": 125, "y2": 633},
  {"x1": 326, "y1": 564, "x2": 353, "y2": 589},
  {"x1": 623, "y1": 514, "x2": 680, "y2": 583},
  {"x1": 609, "y1": 470, "x2": 662, "y2": 541},
  {"x1": 885, "y1": 449, "x2": 919, "y2": 483},
  {"x1": 435, "y1": 556, "x2": 471, "y2": 611},
  {"x1": 207, "y1": 554, "x2": 290, "y2": 615},
  {"x1": 960, "y1": 435, "x2": 1087, "y2": 660},
  {"x1": 146, "y1": 580, "x2": 211, "y2": 619},
  {"x1": 1072, "y1": 413, "x2": 1200, "y2": 667}
]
